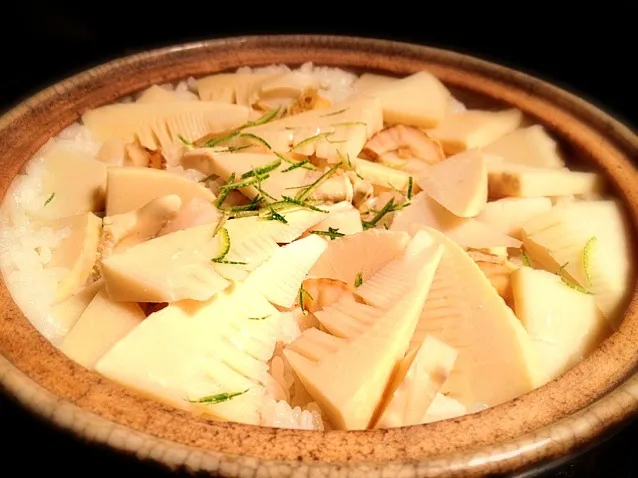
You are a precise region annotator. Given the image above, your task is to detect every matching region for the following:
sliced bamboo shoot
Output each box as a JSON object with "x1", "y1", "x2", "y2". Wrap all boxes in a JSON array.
[
  {"x1": 417, "y1": 149, "x2": 487, "y2": 218},
  {"x1": 374, "y1": 335, "x2": 458, "y2": 428},
  {"x1": 422, "y1": 393, "x2": 467, "y2": 423},
  {"x1": 308, "y1": 228, "x2": 410, "y2": 285},
  {"x1": 353, "y1": 158, "x2": 413, "y2": 191},
  {"x1": 521, "y1": 200, "x2": 633, "y2": 327},
  {"x1": 364, "y1": 71, "x2": 451, "y2": 128},
  {"x1": 82, "y1": 101, "x2": 252, "y2": 151},
  {"x1": 50, "y1": 279, "x2": 104, "y2": 339},
  {"x1": 409, "y1": 225, "x2": 545, "y2": 406},
  {"x1": 488, "y1": 163, "x2": 605, "y2": 199},
  {"x1": 30, "y1": 142, "x2": 107, "y2": 220},
  {"x1": 245, "y1": 235, "x2": 328, "y2": 308},
  {"x1": 475, "y1": 197, "x2": 552, "y2": 239},
  {"x1": 284, "y1": 230, "x2": 443, "y2": 429},
  {"x1": 482, "y1": 125, "x2": 565, "y2": 169},
  {"x1": 243, "y1": 97, "x2": 384, "y2": 162},
  {"x1": 60, "y1": 288, "x2": 145, "y2": 369},
  {"x1": 511, "y1": 266, "x2": 611, "y2": 380},
  {"x1": 427, "y1": 109, "x2": 523, "y2": 155},
  {"x1": 137, "y1": 85, "x2": 197, "y2": 104},
  {"x1": 391, "y1": 192, "x2": 521, "y2": 249},
  {"x1": 96, "y1": 283, "x2": 281, "y2": 425},
  {"x1": 105, "y1": 167, "x2": 215, "y2": 216},
  {"x1": 33, "y1": 212, "x2": 102, "y2": 302},
  {"x1": 100, "y1": 221, "x2": 229, "y2": 303},
  {"x1": 197, "y1": 73, "x2": 281, "y2": 104}
]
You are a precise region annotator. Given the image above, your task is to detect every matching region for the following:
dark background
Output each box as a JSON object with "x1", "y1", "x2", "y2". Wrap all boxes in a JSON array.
[{"x1": 1, "y1": 2, "x2": 637, "y2": 476}]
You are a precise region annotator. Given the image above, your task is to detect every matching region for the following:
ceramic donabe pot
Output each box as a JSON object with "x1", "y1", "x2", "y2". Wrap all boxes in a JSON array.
[{"x1": 0, "y1": 35, "x2": 636, "y2": 477}]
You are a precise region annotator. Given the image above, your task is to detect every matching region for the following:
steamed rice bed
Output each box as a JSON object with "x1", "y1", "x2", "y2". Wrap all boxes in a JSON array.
[{"x1": 0, "y1": 62, "x2": 632, "y2": 431}]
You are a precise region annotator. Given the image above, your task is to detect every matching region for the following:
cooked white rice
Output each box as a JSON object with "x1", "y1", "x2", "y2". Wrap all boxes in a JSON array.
[
  {"x1": 136, "y1": 79, "x2": 199, "y2": 102},
  {"x1": 260, "y1": 398, "x2": 324, "y2": 430},
  {"x1": 237, "y1": 61, "x2": 358, "y2": 105},
  {"x1": 0, "y1": 130, "x2": 96, "y2": 345},
  {"x1": 275, "y1": 310, "x2": 302, "y2": 345}
]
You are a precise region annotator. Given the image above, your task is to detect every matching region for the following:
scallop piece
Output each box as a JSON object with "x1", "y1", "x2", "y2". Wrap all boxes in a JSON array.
[
  {"x1": 287, "y1": 88, "x2": 332, "y2": 116},
  {"x1": 96, "y1": 140, "x2": 152, "y2": 168},
  {"x1": 147, "y1": 149, "x2": 165, "y2": 170},
  {"x1": 300, "y1": 278, "x2": 357, "y2": 314},
  {"x1": 125, "y1": 143, "x2": 153, "y2": 167},
  {"x1": 362, "y1": 125, "x2": 445, "y2": 168},
  {"x1": 253, "y1": 96, "x2": 295, "y2": 114},
  {"x1": 347, "y1": 172, "x2": 374, "y2": 208},
  {"x1": 358, "y1": 190, "x2": 409, "y2": 230},
  {"x1": 311, "y1": 172, "x2": 354, "y2": 204},
  {"x1": 252, "y1": 72, "x2": 327, "y2": 113}
]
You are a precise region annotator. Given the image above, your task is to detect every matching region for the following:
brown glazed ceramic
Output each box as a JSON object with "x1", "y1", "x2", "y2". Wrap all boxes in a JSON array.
[{"x1": 0, "y1": 35, "x2": 636, "y2": 477}]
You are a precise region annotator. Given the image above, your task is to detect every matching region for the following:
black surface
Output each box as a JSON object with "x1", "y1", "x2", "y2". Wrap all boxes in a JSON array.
[{"x1": 1, "y1": 3, "x2": 637, "y2": 477}]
